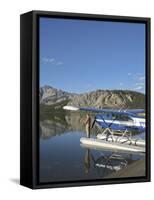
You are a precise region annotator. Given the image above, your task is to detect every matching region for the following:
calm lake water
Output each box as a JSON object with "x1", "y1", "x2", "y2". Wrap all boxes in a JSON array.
[{"x1": 39, "y1": 113, "x2": 145, "y2": 183}]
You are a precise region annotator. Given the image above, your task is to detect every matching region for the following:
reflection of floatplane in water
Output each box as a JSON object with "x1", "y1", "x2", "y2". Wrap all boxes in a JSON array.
[
  {"x1": 63, "y1": 106, "x2": 146, "y2": 153},
  {"x1": 83, "y1": 149, "x2": 135, "y2": 176},
  {"x1": 94, "y1": 153, "x2": 128, "y2": 172}
]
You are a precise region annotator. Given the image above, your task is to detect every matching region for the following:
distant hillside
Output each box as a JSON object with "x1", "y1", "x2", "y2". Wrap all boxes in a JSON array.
[
  {"x1": 68, "y1": 90, "x2": 145, "y2": 109},
  {"x1": 40, "y1": 85, "x2": 145, "y2": 109},
  {"x1": 40, "y1": 85, "x2": 75, "y2": 105}
]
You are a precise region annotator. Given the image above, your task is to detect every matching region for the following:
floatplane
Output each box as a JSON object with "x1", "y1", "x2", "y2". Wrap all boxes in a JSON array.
[{"x1": 63, "y1": 105, "x2": 146, "y2": 153}]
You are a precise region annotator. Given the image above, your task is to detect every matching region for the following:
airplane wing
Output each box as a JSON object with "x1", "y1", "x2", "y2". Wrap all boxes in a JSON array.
[
  {"x1": 125, "y1": 109, "x2": 145, "y2": 114},
  {"x1": 63, "y1": 105, "x2": 144, "y2": 115}
]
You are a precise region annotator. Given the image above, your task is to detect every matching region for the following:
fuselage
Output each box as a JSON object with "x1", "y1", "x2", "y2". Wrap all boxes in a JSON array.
[{"x1": 95, "y1": 114, "x2": 145, "y2": 132}]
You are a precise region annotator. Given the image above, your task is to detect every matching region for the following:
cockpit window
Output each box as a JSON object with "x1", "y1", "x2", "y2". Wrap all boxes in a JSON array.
[{"x1": 114, "y1": 114, "x2": 133, "y2": 121}]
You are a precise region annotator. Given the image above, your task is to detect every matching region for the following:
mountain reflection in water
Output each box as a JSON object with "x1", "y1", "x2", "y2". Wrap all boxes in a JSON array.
[
  {"x1": 39, "y1": 113, "x2": 145, "y2": 183},
  {"x1": 40, "y1": 113, "x2": 99, "y2": 139}
]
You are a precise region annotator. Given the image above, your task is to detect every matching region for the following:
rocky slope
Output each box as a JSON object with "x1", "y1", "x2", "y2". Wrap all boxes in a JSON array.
[{"x1": 40, "y1": 85, "x2": 75, "y2": 105}]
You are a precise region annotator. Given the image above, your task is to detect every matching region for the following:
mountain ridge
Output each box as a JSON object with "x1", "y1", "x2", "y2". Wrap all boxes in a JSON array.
[{"x1": 40, "y1": 85, "x2": 145, "y2": 109}]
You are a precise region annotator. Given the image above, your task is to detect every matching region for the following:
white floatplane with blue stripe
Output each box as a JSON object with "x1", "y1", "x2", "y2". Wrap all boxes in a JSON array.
[{"x1": 63, "y1": 105, "x2": 146, "y2": 153}]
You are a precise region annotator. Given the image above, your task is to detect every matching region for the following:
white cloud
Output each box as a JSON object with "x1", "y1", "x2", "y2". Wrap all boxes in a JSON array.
[
  {"x1": 56, "y1": 61, "x2": 63, "y2": 66},
  {"x1": 42, "y1": 57, "x2": 55, "y2": 63},
  {"x1": 128, "y1": 73, "x2": 145, "y2": 81},
  {"x1": 133, "y1": 86, "x2": 144, "y2": 90},
  {"x1": 42, "y1": 57, "x2": 63, "y2": 66},
  {"x1": 126, "y1": 72, "x2": 145, "y2": 93},
  {"x1": 138, "y1": 76, "x2": 145, "y2": 81}
]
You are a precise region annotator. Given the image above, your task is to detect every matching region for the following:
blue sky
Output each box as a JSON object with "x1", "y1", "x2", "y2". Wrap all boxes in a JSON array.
[{"x1": 39, "y1": 17, "x2": 145, "y2": 94}]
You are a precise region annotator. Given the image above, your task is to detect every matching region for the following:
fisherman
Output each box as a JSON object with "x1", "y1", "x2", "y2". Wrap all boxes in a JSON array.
[{"x1": 84, "y1": 114, "x2": 91, "y2": 138}]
